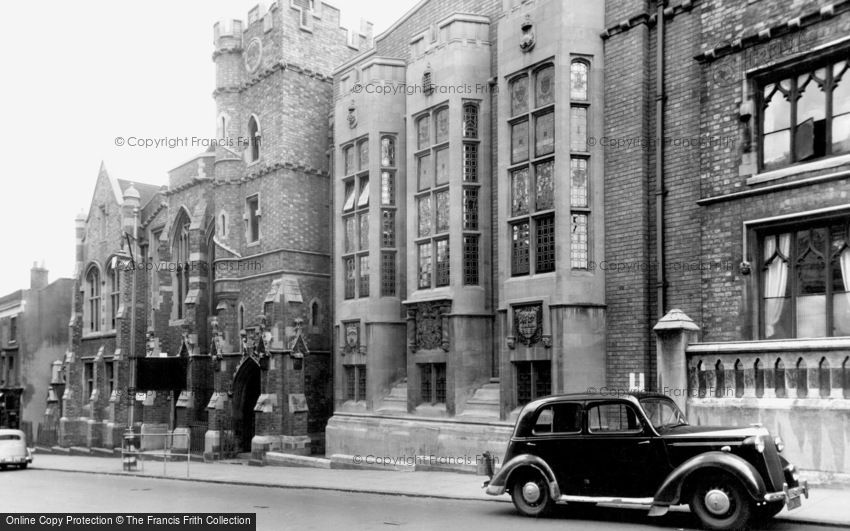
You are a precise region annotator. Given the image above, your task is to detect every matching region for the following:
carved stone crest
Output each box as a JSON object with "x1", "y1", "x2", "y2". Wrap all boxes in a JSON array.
[
  {"x1": 341, "y1": 321, "x2": 359, "y2": 356},
  {"x1": 414, "y1": 301, "x2": 451, "y2": 351},
  {"x1": 514, "y1": 304, "x2": 542, "y2": 347},
  {"x1": 519, "y1": 15, "x2": 535, "y2": 53}
]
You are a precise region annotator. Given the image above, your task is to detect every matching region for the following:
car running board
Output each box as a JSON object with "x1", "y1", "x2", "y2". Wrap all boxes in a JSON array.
[{"x1": 556, "y1": 495, "x2": 654, "y2": 506}]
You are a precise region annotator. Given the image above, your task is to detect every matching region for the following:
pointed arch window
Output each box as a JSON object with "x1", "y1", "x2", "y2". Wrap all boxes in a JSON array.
[
  {"x1": 173, "y1": 212, "x2": 191, "y2": 320},
  {"x1": 108, "y1": 263, "x2": 120, "y2": 330},
  {"x1": 85, "y1": 266, "x2": 101, "y2": 333}
]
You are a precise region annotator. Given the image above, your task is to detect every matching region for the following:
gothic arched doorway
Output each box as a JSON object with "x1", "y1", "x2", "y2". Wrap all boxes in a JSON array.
[{"x1": 232, "y1": 359, "x2": 261, "y2": 453}]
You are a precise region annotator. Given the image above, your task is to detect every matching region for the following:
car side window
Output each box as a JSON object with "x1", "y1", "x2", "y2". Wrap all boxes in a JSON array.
[
  {"x1": 533, "y1": 403, "x2": 582, "y2": 435},
  {"x1": 587, "y1": 402, "x2": 642, "y2": 434},
  {"x1": 0, "y1": 434, "x2": 21, "y2": 441}
]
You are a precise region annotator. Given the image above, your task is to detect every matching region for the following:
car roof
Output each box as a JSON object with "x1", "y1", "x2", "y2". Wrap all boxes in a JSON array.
[
  {"x1": 0, "y1": 429, "x2": 25, "y2": 436},
  {"x1": 527, "y1": 391, "x2": 672, "y2": 406}
]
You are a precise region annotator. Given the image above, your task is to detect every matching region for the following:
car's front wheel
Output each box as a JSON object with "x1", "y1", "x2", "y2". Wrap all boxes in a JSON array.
[
  {"x1": 510, "y1": 469, "x2": 553, "y2": 517},
  {"x1": 689, "y1": 472, "x2": 753, "y2": 531},
  {"x1": 19, "y1": 463, "x2": 28, "y2": 470}
]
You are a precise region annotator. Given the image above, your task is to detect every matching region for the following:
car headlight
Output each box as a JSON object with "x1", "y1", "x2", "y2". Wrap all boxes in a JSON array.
[
  {"x1": 745, "y1": 435, "x2": 765, "y2": 453},
  {"x1": 774, "y1": 436, "x2": 784, "y2": 453}
]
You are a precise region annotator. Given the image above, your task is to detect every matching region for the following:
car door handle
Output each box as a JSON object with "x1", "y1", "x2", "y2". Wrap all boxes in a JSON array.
[
  {"x1": 637, "y1": 441, "x2": 650, "y2": 445},
  {"x1": 526, "y1": 442, "x2": 536, "y2": 446}
]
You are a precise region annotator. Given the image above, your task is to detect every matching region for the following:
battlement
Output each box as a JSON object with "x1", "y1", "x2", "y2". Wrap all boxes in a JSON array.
[{"x1": 213, "y1": 1, "x2": 373, "y2": 51}]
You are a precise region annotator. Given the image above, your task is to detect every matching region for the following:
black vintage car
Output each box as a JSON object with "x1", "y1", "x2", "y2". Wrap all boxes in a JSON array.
[{"x1": 483, "y1": 392, "x2": 808, "y2": 530}]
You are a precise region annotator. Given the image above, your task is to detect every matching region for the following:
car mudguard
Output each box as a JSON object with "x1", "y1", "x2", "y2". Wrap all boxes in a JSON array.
[
  {"x1": 485, "y1": 454, "x2": 561, "y2": 499},
  {"x1": 648, "y1": 451, "x2": 766, "y2": 516}
]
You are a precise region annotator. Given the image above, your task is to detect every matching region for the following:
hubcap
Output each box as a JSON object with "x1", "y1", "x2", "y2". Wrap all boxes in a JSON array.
[
  {"x1": 522, "y1": 481, "x2": 542, "y2": 504},
  {"x1": 704, "y1": 488, "x2": 732, "y2": 516}
]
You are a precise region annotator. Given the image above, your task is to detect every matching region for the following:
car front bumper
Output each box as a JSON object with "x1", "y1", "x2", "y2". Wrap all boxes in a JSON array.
[
  {"x1": 0, "y1": 456, "x2": 30, "y2": 464},
  {"x1": 764, "y1": 481, "x2": 809, "y2": 508}
]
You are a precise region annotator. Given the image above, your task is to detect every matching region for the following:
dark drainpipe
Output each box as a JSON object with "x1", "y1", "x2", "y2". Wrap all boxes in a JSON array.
[{"x1": 655, "y1": 1, "x2": 666, "y2": 321}]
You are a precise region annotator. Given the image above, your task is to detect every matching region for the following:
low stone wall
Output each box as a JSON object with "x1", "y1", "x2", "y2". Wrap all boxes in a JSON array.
[
  {"x1": 688, "y1": 397, "x2": 850, "y2": 475},
  {"x1": 326, "y1": 413, "x2": 513, "y2": 472}
]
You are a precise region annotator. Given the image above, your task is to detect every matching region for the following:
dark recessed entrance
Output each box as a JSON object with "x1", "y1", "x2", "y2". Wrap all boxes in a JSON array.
[{"x1": 232, "y1": 359, "x2": 261, "y2": 453}]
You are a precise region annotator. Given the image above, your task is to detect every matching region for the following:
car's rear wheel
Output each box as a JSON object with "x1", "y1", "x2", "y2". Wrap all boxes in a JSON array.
[
  {"x1": 510, "y1": 469, "x2": 553, "y2": 517},
  {"x1": 0, "y1": 465, "x2": 7, "y2": 471},
  {"x1": 689, "y1": 472, "x2": 753, "y2": 531},
  {"x1": 19, "y1": 463, "x2": 27, "y2": 470}
]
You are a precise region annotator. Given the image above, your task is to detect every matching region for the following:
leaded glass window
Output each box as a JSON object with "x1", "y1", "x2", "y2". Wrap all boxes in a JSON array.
[
  {"x1": 435, "y1": 147, "x2": 449, "y2": 185},
  {"x1": 463, "y1": 188, "x2": 478, "y2": 230},
  {"x1": 417, "y1": 115, "x2": 430, "y2": 150},
  {"x1": 535, "y1": 111, "x2": 554, "y2": 156},
  {"x1": 343, "y1": 180, "x2": 355, "y2": 211},
  {"x1": 515, "y1": 361, "x2": 551, "y2": 405},
  {"x1": 345, "y1": 366, "x2": 355, "y2": 399},
  {"x1": 570, "y1": 158, "x2": 588, "y2": 207},
  {"x1": 357, "y1": 366, "x2": 367, "y2": 400},
  {"x1": 344, "y1": 257, "x2": 355, "y2": 299},
  {"x1": 463, "y1": 103, "x2": 478, "y2": 138},
  {"x1": 418, "y1": 243, "x2": 432, "y2": 288},
  {"x1": 511, "y1": 168, "x2": 529, "y2": 217},
  {"x1": 344, "y1": 146, "x2": 354, "y2": 175},
  {"x1": 570, "y1": 107, "x2": 587, "y2": 152},
  {"x1": 536, "y1": 215, "x2": 556, "y2": 273},
  {"x1": 510, "y1": 75, "x2": 529, "y2": 116},
  {"x1": 571, "y1": 214, "x2": 588, "y2": 269},
  {"x1": 435, "y1": 190, "x2": 449, "y2": 233},
  {"x1": 511, "y1": 120, "x2": 529, "y2": 164},
  {"x1": 535, "y1": 65, "x2": 555, "y2": 107},
  {"x1": 357, "y1": 177, "x2": 370, "y2": 207},
  {"x1": 420, "y1": 364, "x2": 432, "y2": 403},
  {"x1": 418, "y1": 196, "x2": 432, "y2": 237},
  {"x1": 435, "y1": 364, "x2": 447, "y2": 403},
  {"x1": 435, "y1": 107, "x2": 449, "y2": 144},
  {"x1": 570, "y1": 61, "x2": 588, "y2": 101},
  {"x1": 381, "y1": 171, "x2": 394, "y2": 205},
  {"x1": 381, "y1": 252, "x2": 396, "y2": 296},
  {"x1": 358, "y1": 139, "x2": 369, "y2": 170},
  {"x1": 463, "y1": 235, "x2": 479, "y2": 285},
  {"x1": 381, "y1": 136, "x2": 396, "y2": 166},
  {"x1": 381, "y1": 210, "x2": 395, "y2": 248},
  {"x1": 512, "y1": 222, "x2": 530, "y2": 276},
  {"x1": 535, "y1": 160, "x2": 554, "y2": 211},
  {"x1": 418, "y1": 154, "x2": 432, "y2": 190},
  {"x1": 463, "y1": 143, "x2": 478, "y2": 182},
  {"x1": 344, "y1": 216, "x2": 355, "y2": 253},
  {"x1": 359, "y1": 255, "x2": 369, "y2": 297},
  {"x1": 358, "y1": 213, "x2": 369, "y2": 250},
  {"x1": 436, "y1": 239, "x2": 450, "y2": 287}
]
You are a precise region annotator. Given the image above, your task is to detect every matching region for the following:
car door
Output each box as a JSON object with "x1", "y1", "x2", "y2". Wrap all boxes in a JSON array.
[
  {"x1": 525, "y1": 401, "x2": 585, "y2": 495},
  {"x1": 580, "y1": 400, "x2": 666, "y2": 498}
]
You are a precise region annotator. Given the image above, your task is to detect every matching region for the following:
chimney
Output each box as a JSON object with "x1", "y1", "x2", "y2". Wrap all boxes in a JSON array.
[{"x1": 31, "y1": 261, "x2": 48, "y2": 290}]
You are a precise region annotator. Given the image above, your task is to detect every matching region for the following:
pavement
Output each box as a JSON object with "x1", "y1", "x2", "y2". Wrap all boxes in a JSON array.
[{"x1": 23, "y1": 452, "x2": 850, "y2": 527}]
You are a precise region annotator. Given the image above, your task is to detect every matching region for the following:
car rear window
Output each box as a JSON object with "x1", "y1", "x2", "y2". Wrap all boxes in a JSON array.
[
  {"x1": 533, "y1": 403, "x2": 582, "y2": 434},
  {"x1": 587, "y1": 403, "x2": 642, "y2": 434},
  {"x1": 0, "y1": 434, "x2": 22, "y2": 441}
]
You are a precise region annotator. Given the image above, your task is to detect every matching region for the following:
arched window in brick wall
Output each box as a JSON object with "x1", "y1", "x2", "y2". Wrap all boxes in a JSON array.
[
  {"x1": 172, "y1": 211, "x2": 190, "y2": 320},
  {"x1": 85, "y1": 265, "x2": 101, "y2": 333},
  {"x1": 108, "y1": 262, "x2": 120, "y2": 330}
]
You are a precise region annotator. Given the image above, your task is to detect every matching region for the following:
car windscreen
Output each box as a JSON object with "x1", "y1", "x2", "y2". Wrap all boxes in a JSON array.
[{"x1": 640, "y1": 398, "x2": 688, "y2": 429}]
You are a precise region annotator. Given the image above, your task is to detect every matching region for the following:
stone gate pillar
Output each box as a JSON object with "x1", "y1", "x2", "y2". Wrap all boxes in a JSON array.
[{"x1": 652, "y1": 309, "x2": 700, "y2": 413}]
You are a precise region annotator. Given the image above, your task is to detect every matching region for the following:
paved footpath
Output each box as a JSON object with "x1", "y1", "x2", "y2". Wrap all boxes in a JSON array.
[{"x1": 26, "y1": 453, "x2": 850, "y2": 527}]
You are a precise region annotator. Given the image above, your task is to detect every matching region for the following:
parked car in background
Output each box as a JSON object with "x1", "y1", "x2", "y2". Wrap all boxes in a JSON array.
[
  {"x1": 483, "y1": 392, "x2": 808, "y2": 530},
  {"x1": 0, "y1": 429, "x2": 32, "y2": 470}
]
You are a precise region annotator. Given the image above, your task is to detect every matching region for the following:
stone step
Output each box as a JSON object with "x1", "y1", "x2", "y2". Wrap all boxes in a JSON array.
[
  {"x1": 458, "y1": 382, "x2": 501, "y2": 420},
  {"x1": 376, "y1": 380, "x2": 409, "y2": 413}
]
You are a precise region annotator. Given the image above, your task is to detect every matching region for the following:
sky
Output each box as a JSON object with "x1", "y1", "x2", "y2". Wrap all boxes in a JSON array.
[{"x1": 0, "y1": 0, "x2": 419, "y2": 296}]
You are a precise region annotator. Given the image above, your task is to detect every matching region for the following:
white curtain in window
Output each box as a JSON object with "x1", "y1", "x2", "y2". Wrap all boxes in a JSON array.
[{"x1": 764, "y1": 233, "x2": 791, "y2": 338}]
